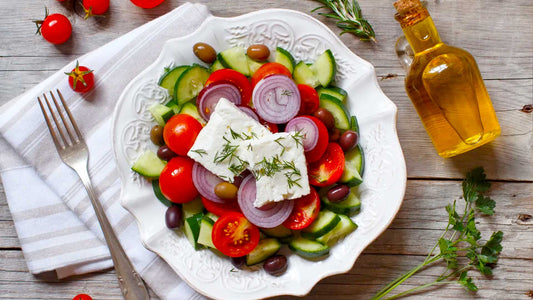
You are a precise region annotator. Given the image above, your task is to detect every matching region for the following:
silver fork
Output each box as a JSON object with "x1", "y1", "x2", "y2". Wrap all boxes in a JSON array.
[{"x1": 38, "y1": 90, "x2": 149, "y2": 300}]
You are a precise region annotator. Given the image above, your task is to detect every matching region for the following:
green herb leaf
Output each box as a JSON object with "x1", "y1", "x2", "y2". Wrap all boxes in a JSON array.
[{"x1": 458, "y1": 271, "x2": 478, "y2": 292}]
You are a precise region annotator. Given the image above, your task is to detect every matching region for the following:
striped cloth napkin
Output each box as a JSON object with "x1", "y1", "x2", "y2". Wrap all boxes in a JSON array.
[{"x1": 0, "y1": 3, "x2": 211, "y2": 299}]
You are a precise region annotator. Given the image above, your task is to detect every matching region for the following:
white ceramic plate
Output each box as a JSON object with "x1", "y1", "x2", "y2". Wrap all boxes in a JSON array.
[{"x1": 112, "y1": 8, "x2": 406, "y2": 300}]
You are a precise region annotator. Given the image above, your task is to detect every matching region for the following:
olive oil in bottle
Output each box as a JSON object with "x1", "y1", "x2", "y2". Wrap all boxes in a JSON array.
[{"x1": 394, "y1": 0, "x2": 500, "y2": 157}]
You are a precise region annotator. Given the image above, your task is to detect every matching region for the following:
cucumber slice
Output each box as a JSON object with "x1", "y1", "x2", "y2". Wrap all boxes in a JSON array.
[
  {"x1": 182, "y1": 197, "x2": 204, "y2": 219},
  {"x1": 158, "y1": 65, "x2": 189, "y2": 97},
  {"x1": 321, "y1": 189, "x2": 361, "y2": 215},
  {"x1": 309, "y1": 49, "x2": 336, "y2": 87},
  {"x1": 261, "y1": 224, "x2": 293, "y2": 239},
  {"x1": 184, "y1": 212, "x2": 204, "y2": 250},
  {"x1": 275, "y1": 47, "x2": 296, "y2": 73},
  {"x1": 246, "y1": 55, "x2": 264, "y2": 74},
  {"x1": 151, "y1": 179, "x2": 172, "y2": 207},
  {"x1": 350, "y1": 115, "x2": 360, "y2": 134},
  {"x1": 131, "y1": 150, "x2": 166, "y2": 178},
  {"x1": 301, "y1": 210, "x2": 341, "y2": 240},
  {"x1": 319, "y1": 94, "x2": 351, "y2": 130},
  {"x1": 289, "y1": 237, "x2": 329, "y2": 258},
  {"x1": 180, "y1": 102, "x2": 206, "y2": 125},
  {"x1": 209, "y1": 59, "x2": 225, "y2": 73},
  {"x1": 217, "y1": 46, "x2": 251, "y2": 76},
  {"x1": 317, "y1": 86, "x2": 347, "y2": 103},
  {"x1": 340, "y1": 144, "x2": 364, "y2": 187},
  {"x1": 174, "y1": 65, "x2": 210, "y2": 105},
  {"x1": 246, "y1": 238, "x2": 281, "y2": 266},
  {"x1": 205, "y1": 212, "x2": 219, "y2": 222},
  {"x1": 197, "y1": 216, "x2": 215, "y2": 248},
  {"x1": 149, "y1": 103, "x2": 174, "y2": 126},
  {"x1": 293, "y1": 61, "x2": 320, "y2": 88},
  {"x1": 316, "y1": 214, "x2": 357, "y2": 245}
]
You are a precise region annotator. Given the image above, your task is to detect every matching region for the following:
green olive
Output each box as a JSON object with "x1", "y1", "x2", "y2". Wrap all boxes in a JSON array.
[
  {"x1": 246, "y1": 44, "x2": 270, "y2": 62},
  {"x1": 214, "y1": 182, "x2": 238, "y2": 200},
  {"x1": 150, "y1": 125, "x2": 165, "y2": 146},
  {"x1": 193, "y1": 42, "x2": 217, "y2": 64}
]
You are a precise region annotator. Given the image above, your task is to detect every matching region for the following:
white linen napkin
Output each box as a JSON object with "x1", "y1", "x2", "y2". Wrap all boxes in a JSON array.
[{"x1": 0, "y1": 3, "x2": 212, "y2": 299}]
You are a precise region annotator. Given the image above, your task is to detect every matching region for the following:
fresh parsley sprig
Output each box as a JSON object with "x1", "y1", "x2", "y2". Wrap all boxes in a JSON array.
[
  {"x1": 372, "y1": 167, "x2": 503, "y2": 299},
  {"x1": 311, "y1": 0, "x2": 376, "y2": 42}
]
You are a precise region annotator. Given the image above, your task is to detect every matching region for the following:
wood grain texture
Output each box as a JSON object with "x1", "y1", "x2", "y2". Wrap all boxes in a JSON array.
[{"x1": 0, "y1": 0, "x2": 532, "y2": 299}]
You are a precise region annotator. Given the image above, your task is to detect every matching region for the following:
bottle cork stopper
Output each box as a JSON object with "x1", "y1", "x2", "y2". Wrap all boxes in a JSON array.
[
  {"x1": 393, "y1": 0, "x2": 428, "y2": 26},
  {"x1": 393, "y1": 0, "x2": 422, "y2": 14}
]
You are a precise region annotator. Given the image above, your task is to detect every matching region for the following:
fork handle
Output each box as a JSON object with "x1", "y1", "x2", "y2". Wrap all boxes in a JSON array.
[{"x1": 76, "y1": 166, "x2": 150, "y2": 300}]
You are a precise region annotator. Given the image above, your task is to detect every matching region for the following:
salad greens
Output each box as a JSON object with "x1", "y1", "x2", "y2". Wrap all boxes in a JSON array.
[{"x1": 372, "y1": 167, "x2": 503, "y2": 299}]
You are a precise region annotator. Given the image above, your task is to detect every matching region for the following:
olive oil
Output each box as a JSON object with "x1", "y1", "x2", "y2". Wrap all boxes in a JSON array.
[{"x1": 394, "y1": 0, "x2": 500, "y2": 157}]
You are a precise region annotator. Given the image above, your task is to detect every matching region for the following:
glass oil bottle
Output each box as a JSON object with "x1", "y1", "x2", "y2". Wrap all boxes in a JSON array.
[{"x1": 393, "y1": 0, "x2": 500, "y2": 158}]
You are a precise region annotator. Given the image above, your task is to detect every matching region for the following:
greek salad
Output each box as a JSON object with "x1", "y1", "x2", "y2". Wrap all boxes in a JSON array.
[{"x1": 131, "y1": 42, "x2": 365, "y2": 276}]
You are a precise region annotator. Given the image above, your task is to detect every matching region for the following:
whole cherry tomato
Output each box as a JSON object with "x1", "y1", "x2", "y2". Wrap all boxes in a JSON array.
[
  {"x1": 72, "y1": 294, "x2": 92, "y2": 300},
  {"x1": 212, "y1": 212, "x2": 260, "y2": 257},
  {"x1": 66, "y1": 61, "x2": 95, "y2": 93},
  {"x1": 82, "y1": 0, "x2": 110, "y2": 19},
  {"x1": 130, "y1": 0, "x2": 165, "y2": 9},
  {"x1": 159, "y1": 156, "x2": 198, "y2": 204},
  {"x1": 163, "y1": 114, "x2": 203, "y2": 156},
  {"x1": 34, "y1": 9, "x2": 72, "y2": 45}
]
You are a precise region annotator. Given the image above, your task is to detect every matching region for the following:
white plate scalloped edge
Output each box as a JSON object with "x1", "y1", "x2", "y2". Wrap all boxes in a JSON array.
[{"x1": 112, "y1": 8, "x2": 406, "y2": 300}]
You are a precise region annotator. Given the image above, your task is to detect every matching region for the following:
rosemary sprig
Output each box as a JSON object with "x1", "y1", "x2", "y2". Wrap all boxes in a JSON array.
[{"x1": 311, "y1": 0, "x2": 376, "y2": 42}]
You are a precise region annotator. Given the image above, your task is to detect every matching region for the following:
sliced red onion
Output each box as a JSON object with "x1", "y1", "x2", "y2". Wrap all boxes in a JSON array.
[
  {"x1": 197, "y1": 81, "x2": 241, "y2": 121},
  {"x1": 237, "y1": 174, "x2": 294, "y2": 228},
  {"x1": 285, "y1": 116, "x2": 319, "y2": 152},
  {"x1": 238, "y1": 106, "x2": 260, "y2": 122},
  {"x1": 252, "y1": 74, "x2": 300, "y2": 124},
  {"x1": 192, "y1": 162, "x2": 228, "y2": 204}
]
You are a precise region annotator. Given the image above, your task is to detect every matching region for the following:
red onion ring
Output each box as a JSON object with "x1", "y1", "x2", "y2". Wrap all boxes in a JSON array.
[
  {"x1": 252, "y1": 74, "x2": 300, "y2": 124},
  {"x1": 192, "y1": 162, "x2": 229, "y2": 204},
  {"x1": 285, "y1": 116, "x2": 319, "y2": 152},
  {"x1": 237, "y1": 174, "x2": 294, "y2": 228},
  {"x1": 197, "y1": 81, "x2": 241, "y2": 121},
  {"x1": 238, "y1": 106, "x2": 260, "y2": 122}
]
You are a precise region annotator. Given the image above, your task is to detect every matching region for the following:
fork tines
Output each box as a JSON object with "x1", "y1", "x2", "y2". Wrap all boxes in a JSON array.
[{"x1": 37, "y1": 89, "x2": 82, "y2": 150}]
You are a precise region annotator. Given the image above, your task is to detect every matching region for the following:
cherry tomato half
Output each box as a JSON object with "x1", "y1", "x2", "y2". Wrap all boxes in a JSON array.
[
  {"x1": 303, "y1": 116, "x2": 329, "y2": 163},
  {"x1": 130, "y1": 0, "x2": 165, "y2": 8},
  {"x1": 66, "y1": 61, "x2": 95, "y2": 93},
  {"x1": 308, "y1": 143, "x2": 345, "y2": 187},
  {"x1": 251, "y1": 62, "x2": 292, "y2": 88},
  {"x1": 72, "y1": 294, "x2": 92, "y2": 300},
  {"x1": 159, "y1": 156, "x2": 198, "y2": 204},
  {"x1": 297, "y1": 84, "x2": 320, "y2": 115},
  {"x1": 212, "y1": 212, "x2": 260, "y2": 257},
  {"x1": 163, "y1": 114, "x2": 203, "y2": 156},
  {"x1": 205, "y1": 69, "x2": 253, "y2": 106},
  {"x1": 201, "y1": 196, "x2": 241, "y2": 216},
  {"x1": 283, "y1": 187, "x2": 320, "y2": 230},
  {"x1": 38, "y1": 13, "x2": 72, "y2": 44}
]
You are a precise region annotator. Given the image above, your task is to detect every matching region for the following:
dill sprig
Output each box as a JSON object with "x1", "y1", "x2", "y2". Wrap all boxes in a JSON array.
[{"x1": 311, "y1": 0, "x2": 376, "y2": 42}]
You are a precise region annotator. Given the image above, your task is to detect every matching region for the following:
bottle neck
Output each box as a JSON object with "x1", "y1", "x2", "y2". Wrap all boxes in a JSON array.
[{"x1": 401, "y1": 16, "x2": 442, "y2": 53}]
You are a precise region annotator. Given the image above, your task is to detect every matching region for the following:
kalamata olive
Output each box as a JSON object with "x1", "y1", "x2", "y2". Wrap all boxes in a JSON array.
[
  {"x1": 327, "y1": 184, "x2": 350, "y2": 203},
  {"x1": 157, "y1": 145, "x2": 177, "y2": 161},
  {"x1": 214, "y1": 182, "x2": 238, "y2": 200},
  {"x1": 246, "y1": 44, "x2": 270, "y2": 62},
  {"x1": 263, "y1": 255, "x2": 287, "y2": 276},
  {"x1": 165, "y1": 205, "x2": 182, "y2": 229},
  {"x1": 230, "y1": 256, "x2": 246, "y2": 269},
  {"x1": 339, "y1": 130, "x2": 358, "y2": 152},
  {"x1": 193, "y1": 42, "x2": 217, "y2": 64},
  {"x1": 329, "y1": 128, "x2": 341, "y2": 142},
  {"x1": 150, "y1": 125, "x2": 165, "y2": 146},
  {"x1": 313, "y1": 108, "x2": 335, "y2": 130}
]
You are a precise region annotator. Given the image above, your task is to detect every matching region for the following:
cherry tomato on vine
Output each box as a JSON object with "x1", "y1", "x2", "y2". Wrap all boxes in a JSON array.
[
  {"x1": 212, "y1": 212, "x2": 260, "y2": 257},
  {"x1": 130, "y1": 0, "x2": 166, "y2": 9},
  {"x1": 159, "y1": 156, "x2": 198, "y2": 204},
  {"x1": 163, "y1": 114, "x2": 203, "y2": 156},
  {"x1": 82, "y1": 0, "x2": 110, "y2": 19},
  {"x1": 33, "y1": 9, "x2": 72, "y2": 45},
  {"x1": 66, "y1": 61, "x2": 95, "y2": 93},
  {"x1": 72, "y1": 294, "x2": 92, "y2": 300}
]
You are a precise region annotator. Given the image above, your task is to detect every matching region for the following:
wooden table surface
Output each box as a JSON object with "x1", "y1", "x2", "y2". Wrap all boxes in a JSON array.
[{"x1": 1, "y1": 0, "x2": 532, "y2": 299}]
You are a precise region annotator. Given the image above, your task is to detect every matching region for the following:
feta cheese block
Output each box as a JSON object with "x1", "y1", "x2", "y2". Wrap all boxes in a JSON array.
[
  {"x1": 187, "y1": 98, "x2": 270, "y2": 181},
  {"x1": 246, "y1": 132, "x2": 310, "y2": 207}
]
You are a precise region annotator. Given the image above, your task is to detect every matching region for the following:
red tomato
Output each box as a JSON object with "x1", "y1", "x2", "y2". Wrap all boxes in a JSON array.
[
  {"x1": 36, "y1": 12, "x2": 72, "y2": 44},
  {"x1": 251, "y1": 62, "x2": 292, "y2": 87},
  {"x1": 308, "y1": 143, "x2": 345, "y2": 187},
  {"x1": 261, "y1": 120, "x2": 278, "y2": 133},
  {"x1": 297, "y1": 84, "x2": 320, "y2": 115},
  {"x1": 130, "y1": 0, "x2": 165, "y2": 8},
  {"x1": 304, "y1": 116, "x2": 329, "y2": 163},
  {"x1": 66, "y1": 61, "x2": 95, "y2": 93},
  {"x1": 82, "y1": 0, "x2": 110, "y2": 18},
  {"x1": 159, "y1": 156, "x2": 198, "y2": 204},
  {"x1": 163, "y1": 114, "x2": 203, "y2": 156},
  {"x1": 212, "y1": 212, "x2": 260, "y2": 257},
  {"x1": 205, "y1": 69, "x2": 252, "y2": 106},
  {"x1": 72, "y1": 294, "x2": 92, "y2": 300},
  {"x1": 283, "y1": 187, "x2": 320, "y2": 230},
  {"x1": 201, "y1": 196, "x2": 241, "y2": 216}
]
